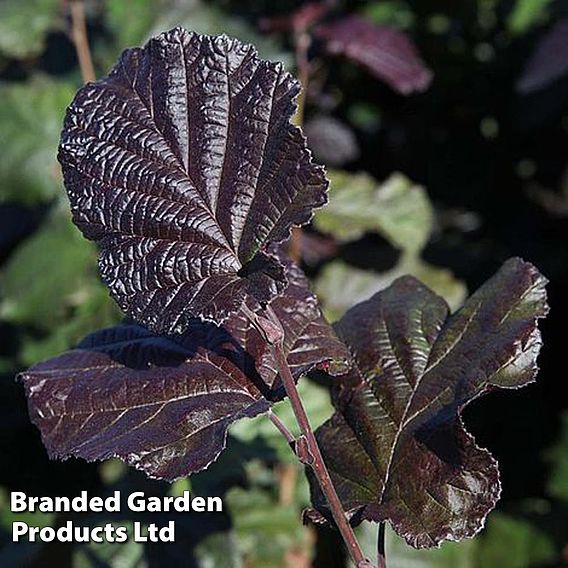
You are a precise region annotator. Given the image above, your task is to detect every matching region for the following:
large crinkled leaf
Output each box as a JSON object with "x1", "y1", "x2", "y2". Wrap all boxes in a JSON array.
[
  {"x1": 58, "y1": 27, "x2": 327, "y2": 333},
  {"x1": 21, "y1": 261, "x2": 349, "y2": 480},
  {"x1": 314, "y1": 16, "x2": 432, "y2": 95},
  {"x1": 306, "y1": 258, "x2": 548, "y2": 548}
]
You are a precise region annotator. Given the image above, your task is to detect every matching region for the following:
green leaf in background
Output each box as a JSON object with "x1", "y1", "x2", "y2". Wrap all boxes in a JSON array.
[
  {"x1": 356, "y1": 512, "x2": 557, "y2": 568},
  {"x1": 0, "y1": 79, "x2": 75, "y2": 204},
  {"x1": 314, "y1": 171, "x2": 433, "y2": 254},
  {"x1": 0, "y1": 0, "x2": 61, "y2": 59},
  {"x1": 73, "y1": 522, "x2": 145, "y2": 568},
  {"x1": 0, "y1": 206, "x2": 98, "y2": 328},
  {"x1": 476, "y1": 513, "x2": 557, "y2": 567},
  {"x1": 355, "y1": 522, "x2": 477, "y2": 568},
  {"x1": 106, "y1": 0, "x2": 156, "y2": 50},
  {"x1": 315, "y1": 258, "x2": 467, "y2": 321},
  {"x1": 100, "y1": 0, "x2": 290, "y2": 71},
  {"x1": 507, "y1": 0, "x2": 552, "y2": 35},
  {"x1": 194, "y1": 531, "x2": 243, "y2": 568},
  {"x1": 225, "y1": 487, "x2": 308, "y2": 568},
  {"x1": 230, "y1": 379, "x2": 336, "y2": 542},
  {"x1": 361, "y1": 1, "x2": 415, "y2": 29},
  {"x1": 19, "y1": 284, "x2": 121, "y2": 366},
  {"x1": 0, "y1": 205, "x2": 121, "y2": 363},
  {"x1": 546, "y1": 411, "x2": 568, "y2": 502},
  {"x1": 314, "y1": 170, "x2": 466, "y2": 319}
]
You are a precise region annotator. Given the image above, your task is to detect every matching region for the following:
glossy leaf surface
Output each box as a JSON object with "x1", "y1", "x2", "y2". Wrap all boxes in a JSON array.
[
  {"x1": 314, "y1": 16, "x2": 432, "y2": 95},
  {"x1": 307, "y1": 258, "x2": 548, "y2": 547},
  {"x1": 58, "y1": 27, "x2": 327, "y2": 333},
  {"x1": 21, "y1": 261, "x2": 349, "y2": 480}
]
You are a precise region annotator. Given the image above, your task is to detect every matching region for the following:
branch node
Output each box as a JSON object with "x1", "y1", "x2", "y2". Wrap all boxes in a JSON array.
[{"x1": 295, "y1": 435, "x2": 315, "y2": 465}]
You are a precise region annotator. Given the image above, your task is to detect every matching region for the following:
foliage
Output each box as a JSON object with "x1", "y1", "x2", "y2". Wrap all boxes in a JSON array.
[
  {"x1": 308, "y1": 259, "x2": 547, "y2": 546},
  {"x1": 546, "y1": 411, "x2": 568, "y2": 502},
  {"x1": 516, "y1": 19, "x2": 568, "y2": 93},
  {"x1": 0, "y1": 80, "x2": 74, "y2": 204},
  {"x1": 22, "y1": 258, "x2": 350, "y2": 480},
  {"x1": 314, "y1": 172, "x2": 467, "y2": 319},
  {"x1": 59, "y1": 27, "x2": 327, "y2": 331},
  {"x1": 0, "y1": 0, "x2": 564, "y2": 566},
  {"x1": 314, "y1": 15, "x2": 433, "y2": 95},
  {"x1": 315, "y1": 171, "x2": 433, "y2": 249},
  {"x1": 507, "y1": 0, "x2": 553, "y2": 34},
  {"x1": 0, "y1": 0, "x2": 61, "y2": 59}
]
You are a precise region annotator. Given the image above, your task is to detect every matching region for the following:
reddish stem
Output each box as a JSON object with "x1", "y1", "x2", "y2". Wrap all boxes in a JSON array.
[
  {"x1": 261, "y1": 306, "x2": 371, "y2": 567},
  {"x1": 268, "y1": 409, "x2": 295, "y2": 445}
]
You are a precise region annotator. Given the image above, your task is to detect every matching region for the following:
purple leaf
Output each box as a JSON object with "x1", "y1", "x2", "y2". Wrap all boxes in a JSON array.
[
  {"x1": 315, "y1": 16, "x2": 433, "y2": 95},
  {"x1": 304, "y1": 115, "x2": 360, "y2": 167},
  {"x1": 517, "y1": 20, "x2": 568, "y2": 94},
  {"x1": 58, "y1": 27, "x2": 328, "y2": 333},
  {"x1": 21, "y1": 261, "x2": 350, "y2": 481},
  {"x1": 259, "y1": 2, "x2": 329, "y2": 34},
  {"x1": 306, "y1": 258, "x2": 548, "y2": 547}
]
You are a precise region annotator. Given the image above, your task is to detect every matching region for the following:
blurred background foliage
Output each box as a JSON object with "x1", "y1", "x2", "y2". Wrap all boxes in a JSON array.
[{"x1": 0, "y1": 0, "x2": 566, "y2": 566}]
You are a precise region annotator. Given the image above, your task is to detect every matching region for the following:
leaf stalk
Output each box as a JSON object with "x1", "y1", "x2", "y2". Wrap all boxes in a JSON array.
[
  {"x1": 250, "y1": 305, "x2": 372, "y2": 567},
  {"x1": 378, "y1": 522, "x2": 386, "y2": 568}
]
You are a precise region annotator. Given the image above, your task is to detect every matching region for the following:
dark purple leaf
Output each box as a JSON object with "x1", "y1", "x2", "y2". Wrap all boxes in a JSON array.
[
  {"x1": 21, "y1": 261, "x2": 350, "y2": 481},
  {"x1": 259, "y1": 2, "x2": 329, "y2": 33},
  {"x1": 306, "y1": 258, "x2": 548, "y2": 547},
  {"x1": 517, "y1": 20, "x2": 568, "y2": 94},
  {"x1": 315, "y1": 16, "x2": 433, "y2": 95},
  {"x1": 58, "y1": 27, "x2": 328, "y2": 333}
]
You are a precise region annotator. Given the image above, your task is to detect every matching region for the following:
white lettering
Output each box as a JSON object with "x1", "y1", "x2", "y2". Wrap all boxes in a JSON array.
[
  {"x1": 106, "y1": 491, "x2": 120, "y2": 512},
  {"x1": 133, "y1": 521, "x2": 147, "y2": 542},
  {"x1": 160, "y1": 522, "x2": 175, "y2": 542},
  {"x1": 115, "y1": 526, "x2": 128, "y2": 542},
  {"x1": 192, "y1": 497, "x2": 205, "y2": 512},
  {"x1": 10, "y1": 492, "x2": 28, "y2": 512},
  {"x1": 128, "y1": 492, "x2": 146, "y2": 512},
  {"x1": 207, "y1": 496, "x2": 223, "y2": 512},
  {"x1": 39, "y1": 527, "x2": 55, "y2": 542},
  {"x1": 12, "y1": 522, "x2": 28, "y2": 541}
]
